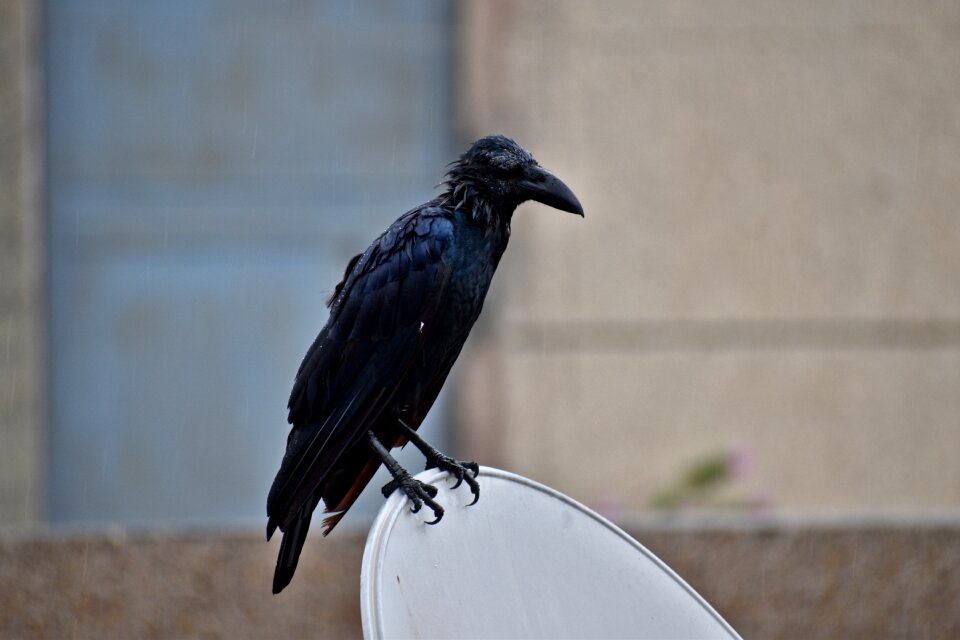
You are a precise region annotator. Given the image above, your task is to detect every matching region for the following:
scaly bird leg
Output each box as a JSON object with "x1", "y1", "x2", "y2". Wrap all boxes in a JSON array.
[
  {"x1": 367, "y1": 430, "x2": 444, "y2": 524},
  {"x1": 394, "y1": 419, "x2": 480, "y2": 506}
]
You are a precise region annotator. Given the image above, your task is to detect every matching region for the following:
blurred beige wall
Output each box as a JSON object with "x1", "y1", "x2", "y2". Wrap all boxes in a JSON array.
[
  {"x1": 0, "y1": 0, "x2": 43, "y2": 526},
  {"x1": 2, "y1": 0, "x2": 959, "y2": 526},
  {"x1": 456, "y1": 1, "x2": 960, "y2": 514}
]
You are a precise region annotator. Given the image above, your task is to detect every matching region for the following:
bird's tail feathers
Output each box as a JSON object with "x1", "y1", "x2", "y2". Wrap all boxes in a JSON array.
[
  {"x1": 320, "y1": 510, "x2": 347, "y2": 535},
  {"x1": 272, "y1": 503, "x2": 314, "y2": 594}
]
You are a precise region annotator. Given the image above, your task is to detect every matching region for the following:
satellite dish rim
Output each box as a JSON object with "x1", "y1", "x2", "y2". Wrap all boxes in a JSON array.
[{"x1": 361, "y1": 465, "x2": 741, "y2": 640}]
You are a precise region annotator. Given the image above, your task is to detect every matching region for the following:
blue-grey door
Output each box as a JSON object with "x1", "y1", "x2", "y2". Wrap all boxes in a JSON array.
[{"x1": 46, "y1": 0, "x2": 455, "y2": 526}]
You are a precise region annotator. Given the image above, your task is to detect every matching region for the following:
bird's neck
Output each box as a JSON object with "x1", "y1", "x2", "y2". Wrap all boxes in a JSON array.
[{"x1": 442, "y1": 182, "x2": 516, "y2": 229}]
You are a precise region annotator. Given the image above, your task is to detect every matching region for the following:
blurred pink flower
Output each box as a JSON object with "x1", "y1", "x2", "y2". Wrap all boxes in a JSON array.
[
  {"x1": 727, "y1": 445, "x2": 755, "y2": 480},
  {"x1": 591, "y1": 494, "x2": 623, "y2": 523}
]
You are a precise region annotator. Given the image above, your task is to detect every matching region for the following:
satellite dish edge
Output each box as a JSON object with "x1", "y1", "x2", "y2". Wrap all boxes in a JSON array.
[{"x1": 361, "y1": 466, "x2": 742, "y2": 640}]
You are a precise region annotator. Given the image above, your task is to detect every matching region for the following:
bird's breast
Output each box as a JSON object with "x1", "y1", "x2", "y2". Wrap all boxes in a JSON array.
[
  {"x1": 444, "y1": 223, "x2": 508, "y2": 320},
  {"x1": 390, "y1": 219, "x2": 509, "y2": 419}
]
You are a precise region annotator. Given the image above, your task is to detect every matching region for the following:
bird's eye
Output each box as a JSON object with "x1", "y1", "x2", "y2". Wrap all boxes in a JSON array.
[{"x1": 493, "y1": 162, "x2": 523, "y2": 179}]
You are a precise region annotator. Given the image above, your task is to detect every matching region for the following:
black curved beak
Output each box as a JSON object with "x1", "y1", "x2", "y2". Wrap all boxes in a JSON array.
[{"x1": 517, "y1": 166, "x2": 584, "y2": 217}]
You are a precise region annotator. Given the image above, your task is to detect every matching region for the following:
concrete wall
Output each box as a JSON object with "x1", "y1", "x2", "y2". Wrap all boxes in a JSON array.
[
  {"x1": 0, "y1": 0, "x2": 44, "y2": 526},
  {"x1": 1, "y1": 523, "x2": 957, "y2": 639},
  {"x1": 2, "y1": 0, "x2": 958, "y2": 527},
  {"x1": 455, "y1": 1, "x2": 960, "y2": 514}
]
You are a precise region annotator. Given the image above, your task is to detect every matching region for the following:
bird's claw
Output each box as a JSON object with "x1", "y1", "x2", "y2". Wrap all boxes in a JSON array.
[
  {"x1": 381, "y1": 477, "x2": 438, "y2": 499},
  {"x1": 426, "y1": 454, "x2": 481, "y2": 506},
  {"x1": 381, "y1": 475, "x2": 444, "y2": 524}
]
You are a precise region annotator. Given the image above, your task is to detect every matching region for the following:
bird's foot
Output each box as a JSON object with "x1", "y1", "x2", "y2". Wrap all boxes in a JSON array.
[
  {"x1": 426, "y1": 454, "x2": 480, "y2": 506},
  {"x1": 381, "y1": 472, "x2": 444, "y2": 524}
]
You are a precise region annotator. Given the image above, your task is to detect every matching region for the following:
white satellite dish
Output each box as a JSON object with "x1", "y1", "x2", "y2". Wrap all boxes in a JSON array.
[{"x1": 361, "y1": 466, "x2": 741, "y2": 639}]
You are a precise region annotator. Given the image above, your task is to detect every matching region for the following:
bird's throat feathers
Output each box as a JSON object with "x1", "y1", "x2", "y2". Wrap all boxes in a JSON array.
[{"x1": 441, "y1": 179, "x2": 515, "y2": 231}]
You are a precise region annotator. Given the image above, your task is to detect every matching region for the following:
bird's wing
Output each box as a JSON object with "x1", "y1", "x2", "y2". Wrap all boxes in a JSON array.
[{"x1": 267, "y1": 210, "x2": 454, "y2": 537}]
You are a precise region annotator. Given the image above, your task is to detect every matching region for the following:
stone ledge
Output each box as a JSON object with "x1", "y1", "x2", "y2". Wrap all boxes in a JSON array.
[{"x1": 1, "y1": 522, "x2": 957, "y2": 639}]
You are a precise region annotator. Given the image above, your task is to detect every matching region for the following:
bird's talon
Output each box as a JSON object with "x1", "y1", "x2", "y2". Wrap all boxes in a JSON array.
[
  {"x1": 424, "y1": 501, "x2": 444, "y2": 525},
  {"x1": 464, "y1": 474, "x2": 480, "y2": 506},
  {"x1": 427, "y1": 456, "x2": 481, "y2": 504},
  {"x1": 409, "y1": 493, "x2": 423, "y2": 513},
  {"x1": 385, "y1": 473, "x2": 444, "y2": 520},
  {"x1": 381, "y1": 480, "x2": 399, "y2": 498}
]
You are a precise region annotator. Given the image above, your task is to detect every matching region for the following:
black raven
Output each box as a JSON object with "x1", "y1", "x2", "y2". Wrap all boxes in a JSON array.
[{"x1": 266, "y1": 135, "x2": 583, "y2": 593}]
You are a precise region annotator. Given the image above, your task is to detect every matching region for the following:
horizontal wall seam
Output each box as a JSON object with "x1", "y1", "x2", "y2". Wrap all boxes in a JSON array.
[{"x1": 503, "y1": 319, "x2": 960, "y2": 352}]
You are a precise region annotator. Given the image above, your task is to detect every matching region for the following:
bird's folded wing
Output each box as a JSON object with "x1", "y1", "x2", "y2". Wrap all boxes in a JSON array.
[{"x1": 267, "y1": 211, "x2": 454, "y2": 535}]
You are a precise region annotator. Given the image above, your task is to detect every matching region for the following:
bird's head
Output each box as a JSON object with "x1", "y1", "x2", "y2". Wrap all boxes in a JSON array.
[{"x1": 444, "y1": 135, "x2": 584, "y2": 222}]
